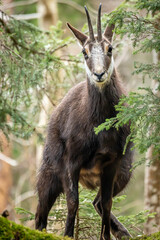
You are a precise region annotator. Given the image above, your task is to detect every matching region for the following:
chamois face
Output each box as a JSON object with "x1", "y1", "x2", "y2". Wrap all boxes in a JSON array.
[
  {"x1": 82, "y1": 38, "x2": 114, "y2": 86},
  {"x1": 67, "y1": 4, "x2": 115, "y2": 88}
]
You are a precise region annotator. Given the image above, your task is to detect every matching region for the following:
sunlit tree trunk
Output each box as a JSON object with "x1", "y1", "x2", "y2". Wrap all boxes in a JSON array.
[
  {"x1": 0, "y1": 132, "x2": 12, "y2": 213},
  {"x1": 36, "y1": 0, "x2": 65, "y2": 168},
  {"x1": 36, "y1": 0, "x2": 57, "y2": 167},
  {"x1": 144, "y1": 151, "x2": 160, "y2": 234},
  {"x1": 144, "y1": 49, "x2": 160, "y2": 234},
  {"x1": 36, "y1": 1, "x2": 64, "y2": 232},
  {"x1": 37, "y1": 0, "x2": 58, "y2": 30}
]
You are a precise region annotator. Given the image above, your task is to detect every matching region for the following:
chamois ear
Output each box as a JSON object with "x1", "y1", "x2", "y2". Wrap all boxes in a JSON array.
[
  {"x1": 103, "y1": 24, "x2": 115, "y2": 42},
  {"x1": 67, "y1": 22, "x2": 88, "y2": 46}
]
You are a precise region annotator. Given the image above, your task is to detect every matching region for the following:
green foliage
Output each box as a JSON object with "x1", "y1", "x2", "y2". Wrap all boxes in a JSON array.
[
  {"x1": 118, "y1": 210, "x2": 156, "y2": 236},
  {"x1": 1, "y1": 1, "x2": 160, "y2": 239},
  {"x1": 95, "y1": 89, "x2": 160, "y2": 159},
  {"x1": 15, "y1": 207, "x2": 35, "y2": 222},
  {"x1": 47, "y1": 186, "x2": 101, "y2": 239},
  {"x1": 96, "y1": 0, "x2": 160, "y2": 165},
  {"x1": 134, "y1": 0, "x2": 160, "y2": 14},
  {"x1": 0, "y1": 12, "x2": 81, "y2": 142},
  {"x1": 15, "y1": 189, "x2": 155, "y2": 239},
  {"x1": 132, "y1": 232, "x2": 160, "y2": 240}
]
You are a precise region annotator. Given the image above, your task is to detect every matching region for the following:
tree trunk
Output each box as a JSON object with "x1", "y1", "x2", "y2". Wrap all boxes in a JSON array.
[
  {"x1": 37, "y1": 0, "x2": 58, "y2": 30},
  {"x1": 36, "y1": 0, "x2": 58, "y2": 167},
  {"x1": 144, "y1": 149, "x2": 160, "y2": 234},
  {"x1": 144, "y1": 47, "x2": 160, "y2": 234},
  {"x1": 0, "y1": 132, "x2": 12, "y2": 213},
  {"x1": 36, "y1": 0, "x2": 65, "y2": 167}
]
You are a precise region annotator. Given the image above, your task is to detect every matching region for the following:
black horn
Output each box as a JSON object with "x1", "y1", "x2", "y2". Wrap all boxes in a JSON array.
[
  {"x1": 84, "y1": 6, "x2": 95, "y2": 41},
  {"x1": 97, "y1": 3, "x2": 102, "y2": 42}
]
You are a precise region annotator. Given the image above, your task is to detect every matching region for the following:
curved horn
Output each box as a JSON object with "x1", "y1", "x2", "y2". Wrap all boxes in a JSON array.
[
  {"x1": 84, "y1": 6, "x2": 95, "y2": 41},
  {"x1": 97, "y1": 3, "x2": 102, "y2": 42}
]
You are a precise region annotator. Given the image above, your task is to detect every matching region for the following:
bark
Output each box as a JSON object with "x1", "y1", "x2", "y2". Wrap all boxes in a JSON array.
[
  {"x1": 144, "y1": 148, "x2": 160, "y2": 234},
  {"x1": 36, "y1": 0, "x2": 65, "y2": 168},
  {"x1": 37, "y1": 0, "x2": 58, "y2": 30},
  {"x1": 144, "y1": 34, "x2": 160, "y2": 233},
  {"x1": 0, "y1": 132, "x2": 12, "y2": 213},
  {"x1": 36, "y1": 0, "x2": 58, "y2": 168}
]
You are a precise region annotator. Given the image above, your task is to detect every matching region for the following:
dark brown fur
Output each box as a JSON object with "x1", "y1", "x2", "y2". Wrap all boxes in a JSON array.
[
  {"x1": 35, "y1": 5, "x2": 134, "y2": 240},
  {"x1": 35, "y1": 70, "x2": 133, "y2": 239}
]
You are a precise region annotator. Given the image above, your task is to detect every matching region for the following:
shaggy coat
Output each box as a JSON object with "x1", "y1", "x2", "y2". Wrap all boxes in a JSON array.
[{"x1": 35, "y1": 5, "x2": 134, "y2": 240}]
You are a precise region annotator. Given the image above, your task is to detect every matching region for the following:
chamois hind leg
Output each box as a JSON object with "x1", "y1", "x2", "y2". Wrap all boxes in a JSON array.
[
  {"x1": 93, "y1": 154, "x2": 132, "y2": 240},
  {"x1": 63, "y1": 168, "x2": 79, "y2": 238},
  {"x1": 93, "y1": 190, "x2": 131, "y2": 240},
  {"x1": 35, "y1": 167, "x2": 63, "y2": 231}
]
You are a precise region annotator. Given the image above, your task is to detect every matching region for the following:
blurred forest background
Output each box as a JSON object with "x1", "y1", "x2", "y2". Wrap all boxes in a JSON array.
[{"x1": 0, "y1": 0, "x2": 159, "y2": 239}]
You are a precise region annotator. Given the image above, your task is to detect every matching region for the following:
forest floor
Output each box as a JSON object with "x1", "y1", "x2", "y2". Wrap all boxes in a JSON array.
[{"x1": 0, "y1": 216, "x2": 160, "y2": 240}]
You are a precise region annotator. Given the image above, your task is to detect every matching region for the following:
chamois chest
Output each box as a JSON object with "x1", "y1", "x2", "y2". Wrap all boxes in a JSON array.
[
  {"x1": 78, "y1": 128, "x2": 122, "y2": 190},
  {"x1": 59, "y1": 81, "x2": 123, "y2": 189}
]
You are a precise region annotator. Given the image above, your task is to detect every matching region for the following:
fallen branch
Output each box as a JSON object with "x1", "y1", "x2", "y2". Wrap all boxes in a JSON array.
[{"x1": 0, "y1": 152, "x2": 17, "y2": 166}]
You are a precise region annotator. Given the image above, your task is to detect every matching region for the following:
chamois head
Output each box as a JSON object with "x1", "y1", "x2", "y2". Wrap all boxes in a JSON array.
[{"x1": 67, "y1": 4, "x2": 115, "y2": 87}]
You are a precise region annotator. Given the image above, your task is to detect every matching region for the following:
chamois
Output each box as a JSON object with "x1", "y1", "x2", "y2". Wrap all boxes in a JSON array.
[{"x1": 35, "y1": 4, "x2": 134, "y2": 240}]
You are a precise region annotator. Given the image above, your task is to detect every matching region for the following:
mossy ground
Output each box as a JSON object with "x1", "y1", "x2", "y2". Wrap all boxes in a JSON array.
[
  {"x1": 0, "y1": 216, "x2": 160, "y2": 240},
  {"x1": 0, "y1": 217, "x2": 71, "y2": 240},
  {"x1": 131, "y1": 231, "x2": 160, "y2": 240}
]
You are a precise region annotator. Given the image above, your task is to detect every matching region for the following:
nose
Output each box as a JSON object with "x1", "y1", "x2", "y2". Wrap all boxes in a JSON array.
[{"x1": 93, "y1": 71, "x2": 105, "y2": 80}]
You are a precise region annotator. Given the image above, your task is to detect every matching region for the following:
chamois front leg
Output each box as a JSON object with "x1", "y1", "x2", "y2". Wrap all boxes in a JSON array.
[
  {"x1": 64, "y1": 167, "x2": 79, "y2": 238},
  {"x1": 100, "y1": 163, "x2": 117, "y2": 240},
  {"x1": 93, "y1": 191, "x2": 131, "y2": 239}
]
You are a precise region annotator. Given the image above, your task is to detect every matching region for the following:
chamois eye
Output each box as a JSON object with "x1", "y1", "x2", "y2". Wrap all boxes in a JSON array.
[
  {"x1": 82, "y1": 49, "x2": 89, "y2": 60},
  {"x1": 107, "y1": 45, "x2": 113, "y2": 56}
]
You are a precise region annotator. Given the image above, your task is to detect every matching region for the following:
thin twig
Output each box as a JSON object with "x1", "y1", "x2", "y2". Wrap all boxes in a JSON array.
[
  {"x1": 75, "y1": 207, "x2": 79, "y2": 240},
  {"x1": 10, "y1": 13, "x2": 41, "y2": 20},
  {"x1": 51, "y1": 43, "x2": 68, "y2": 54},
  {"x1": 60, "y1": 58, "x2": 83, "y2": 63}
]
